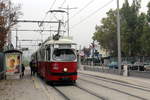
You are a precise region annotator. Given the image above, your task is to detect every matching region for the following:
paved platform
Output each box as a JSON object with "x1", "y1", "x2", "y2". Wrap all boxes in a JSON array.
[{"x1": 0, "y1": 67, "x2": 49, "y2": 100}]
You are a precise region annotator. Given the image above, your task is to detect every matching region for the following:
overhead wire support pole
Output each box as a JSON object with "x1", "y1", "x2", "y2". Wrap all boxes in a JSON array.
[
  {"x1": 8, "y1": 0, "x2": 11, "y2": 45},
  {"x1": 117, "y1": 0, "x2": 121, "y2": 75},
  {"x1": 67, "y1": 5, "x2": 69, "y2": 37},
  {"x1": 16, "y1": 28, "x2": 18, "y2": 49},
  {"x1": 59, "y1": 5, "x2": 77, "y2": 37},
  {"x1": 92, "y1": 40, "x2": 95, "y2": 67}
]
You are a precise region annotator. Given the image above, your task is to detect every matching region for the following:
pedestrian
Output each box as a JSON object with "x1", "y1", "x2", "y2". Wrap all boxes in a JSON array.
[
  {"x1": 32, "y1": 63, "x2": 36, "y2": 76},
  {"x1": 21, "y1": 64, "x2": 25, "y2": 77},
  {"x1": 101, "y1": 58, "x2": 104, "y2": 66},
  {"x1": 30, "y1": 59, "x2": 37, "y2": 76},
  {"x1": 29, "y1": 60, "x2": 34, "y2": 76}
]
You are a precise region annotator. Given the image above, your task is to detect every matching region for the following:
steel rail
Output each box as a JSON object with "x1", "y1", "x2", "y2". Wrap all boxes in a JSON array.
[
  {"x1": 75, "y1": 84, "x2": 107, "y2": 100},
  {"x1": 79, "y1": 78, "x2": 147, "y2": 100},
  {"x1": 79, "y1": 73, "x2": 150, "y2": 91},
  {"x1": 52, "y1": 86, "x2": 70, "y2": 100}
]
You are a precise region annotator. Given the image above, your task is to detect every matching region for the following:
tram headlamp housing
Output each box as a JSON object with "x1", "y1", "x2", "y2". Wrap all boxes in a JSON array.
[
  {"x1": 52, "y1": 63, "x2": 59, "y2": 70},
  {"x1": 63, "y1": 68, "x2": 68, "y2": 72},
  {"x1": 53, "y1": 66, "x2": 59, "y2": 70}
]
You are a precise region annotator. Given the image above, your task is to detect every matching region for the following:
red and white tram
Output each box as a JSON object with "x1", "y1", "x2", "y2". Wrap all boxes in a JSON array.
[{"x1": 32, "y1": 37, "x2": 78, "y2": 83}]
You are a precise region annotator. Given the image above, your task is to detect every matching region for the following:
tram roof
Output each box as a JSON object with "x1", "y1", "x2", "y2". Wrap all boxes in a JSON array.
[{"x1": 44, "y1": 38, "x2": 76, "y2": 45}]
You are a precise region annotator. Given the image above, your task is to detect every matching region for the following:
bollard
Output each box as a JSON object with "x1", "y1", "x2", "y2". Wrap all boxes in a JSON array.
[{"x1": 123, "y1": 65, "x2": 128, "y2": 76}]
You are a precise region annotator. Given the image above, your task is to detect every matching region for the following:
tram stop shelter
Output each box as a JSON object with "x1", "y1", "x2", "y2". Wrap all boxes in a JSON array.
[{"x1": 4, "y1": 50, "x2": 23, "y2": 79}]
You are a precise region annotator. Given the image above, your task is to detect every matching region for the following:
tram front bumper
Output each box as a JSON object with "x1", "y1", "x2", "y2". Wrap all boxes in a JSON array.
[{"x1": 46, "y1": 72, "x2": 77, "y2": 81}]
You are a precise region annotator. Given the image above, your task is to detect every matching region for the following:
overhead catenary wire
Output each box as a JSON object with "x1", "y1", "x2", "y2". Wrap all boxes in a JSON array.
[
  {"x1": 69, "y1": 0, "x2": 95, "y2": 21},
  {"x1": 38, "y1": 0, "x2": 58, "y2": 39},
  {"x1": 70, "y1": 0, "x2": 114, "y2": 29},
  {"x1": 63, "y1": 0, "x2": 95, "y2": 27},
  {"x1": 60, "y1": 0, "x2": 66, "y2": 8},
  {"x1": 38, "y1": 14, "x2": 48, "y2": 27},
  {"x1": 59, "y1": 0, "x2": 66, "y2": 27},
  {"x1": 49, "y1": 0, "x2": 57, "y2": 10},
  {"x1": 39, "y1": 0, "x2": 57, "y2": 27}
]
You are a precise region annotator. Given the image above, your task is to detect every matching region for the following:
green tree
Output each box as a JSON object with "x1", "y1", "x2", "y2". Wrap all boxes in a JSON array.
[
  {"x1": 140, "y1": 24, "x2": 150, "y2": 56},
  {"x1": 120, "y1": 0, "x2": 142, "y2": 56},
  {"x1": 93, "y1": 0, "x2": 144, "y2": 56},
  {"x1": 93, "y1": 9, "x2": 117, "y2": 56},
  {"x1": 147, "y1": 2, "x2": 150, "y2": 22},
  {"x1": 139, "y1": 1, "x2": 150, "y2": 56}
]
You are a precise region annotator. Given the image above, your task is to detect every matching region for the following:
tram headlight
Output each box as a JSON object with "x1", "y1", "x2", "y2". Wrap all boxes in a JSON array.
[{"x1": 64, "y1": 68, "x2": 68, "y2": 72}]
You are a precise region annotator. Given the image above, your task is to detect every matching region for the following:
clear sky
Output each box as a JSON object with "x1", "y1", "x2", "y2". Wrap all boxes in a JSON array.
[{"x1": 11, "y1": 0, "x2": 149, "y2": 51}]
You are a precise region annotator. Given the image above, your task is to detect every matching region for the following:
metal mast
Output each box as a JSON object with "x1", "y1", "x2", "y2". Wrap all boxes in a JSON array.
[
  {"x1": 117, "y1": 0, "x2": 121, "y2": 74},
  {"x1": 59, "y1": 5, "x2": 77, "y2": 37}
]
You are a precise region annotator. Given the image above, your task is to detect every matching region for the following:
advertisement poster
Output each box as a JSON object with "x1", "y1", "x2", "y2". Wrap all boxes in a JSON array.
[{"x1": 5, "y1": 53, "x2": 21, "y2": 74}]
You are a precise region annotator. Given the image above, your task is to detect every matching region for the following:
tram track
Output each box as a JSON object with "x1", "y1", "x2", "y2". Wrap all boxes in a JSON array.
[
  {"x1": 36, "y1": 74, "x2": 149, "y2": 100},
  {"x1": 75, "y1": 84, "x2": 107, "y2": 100},
  {"x1": 78, "y1": 78, "x2": 147, "y2": 100},
  {"x1": 79, "y1": 73, "x2": 150, "y2": 92},
  {"x1": 52, "y1": 86, "x2": 70, "y2": 100},
  {"x1": 37, "y1": 77, "x2": 70, "y2": 100},
  {"x1": 48, "y1": 84, "x2": 106, "y2": 100},
  {"x1": 52, "y1": 84, "x2": 106, "y2": 100},
  {"x1": 38, "y1": 76, "x2": 104, "y2": 100}
]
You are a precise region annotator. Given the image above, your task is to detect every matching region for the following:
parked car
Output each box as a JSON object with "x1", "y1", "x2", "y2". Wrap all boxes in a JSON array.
[
  {"x1": 108, "y1": 61, "x2": 132, "y2": 69},
  {"x1": 108, "y1": 61, "x2": 118, "y2": 69},
  {"x1": 131, "y1": 62, "x2": 144, "y2": 71},
  {"x1": 144, "y1": 62, "x2": 150, "y2": 71}
]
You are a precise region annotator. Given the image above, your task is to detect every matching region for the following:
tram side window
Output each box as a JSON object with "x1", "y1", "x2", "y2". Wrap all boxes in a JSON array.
[
  {"x1": 40, "y1": 49, "x2": 45, "y2": 61},
  {"x1": 38, "y1": 52, "x2": 40, "y2": 61},
  {"x1": 46, "y1": 47, "x2": 51, "y2": 61}
]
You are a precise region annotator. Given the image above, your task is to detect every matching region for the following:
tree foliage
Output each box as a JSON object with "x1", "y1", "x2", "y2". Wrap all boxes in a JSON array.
[
  {"x1": 93, "y1": 0, "x2": 150, "y2": 56},
  {"x1": 0, "y1": 0, "x2": 22, "y2": 51},
  {"x1": 147, "y1": 2, "x2": 150, "y2": 22},
  {"x1": 93, "y1": 9, "x2": 117, "y2": 56}
]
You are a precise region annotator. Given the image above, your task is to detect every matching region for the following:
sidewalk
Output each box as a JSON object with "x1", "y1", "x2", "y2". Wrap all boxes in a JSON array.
[
  {"x1": 79, "y1": 69, "x2": 150, "y2": 88},
  {"x1": 0, "y1": 67, "x2": 49, "y2": 100}
]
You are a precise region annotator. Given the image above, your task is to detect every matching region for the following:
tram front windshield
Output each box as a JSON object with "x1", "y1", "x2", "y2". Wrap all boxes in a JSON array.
[{"x1": 53, "y1": 49, "x2": 76, "y2": 61}]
